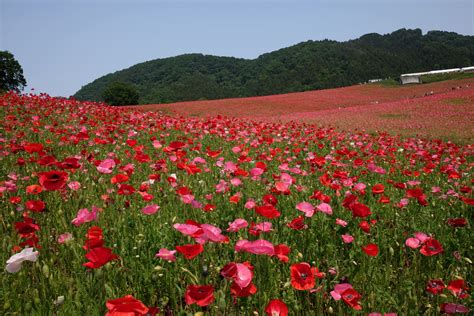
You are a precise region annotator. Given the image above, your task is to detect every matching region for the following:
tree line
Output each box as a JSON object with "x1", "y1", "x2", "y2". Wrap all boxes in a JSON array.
[{"x1": 72, "y1": 28, "x2": 473, "y2": 105}]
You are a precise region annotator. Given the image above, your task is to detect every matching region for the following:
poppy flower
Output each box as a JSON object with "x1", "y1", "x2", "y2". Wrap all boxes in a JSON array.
[
  {"x1": 111, "y1": 174, "x2": 129, "y2": 184},
  {"x1": 105, "y1": 295, "x2": 149, "y2": 316},
  {"x1": 184, "y1": 285, "x2": 214, "y2": 307},
  {"x1": 24, "y1": 143, "x2": 44, "y2": 153},
  {"x1": 117, "y1": 184, "x2": 135, "y2": 195},
  {"x1": 235, "y1": 239, "x2": 274, "y2": 255},
  {"x1": 372, "y1": 184, "x2": 384, "y2": 195},
  {"x1": 341, "y1": 288, "x2": 362, "y2": 310},
  {"x1": 362, "y1": 244, "x2": 379, "y2": 256},
  {"x1": 83, "y1": 247, "x2": 118, "y2": 269},
  {"x1": 265, "y1": 299, "x2": 288, "y2": 316},
  {"x1": 446, "y1": 218, "x2": 467, "y2": 228},
  {"x1": 96, "y1": 158, "x2": 116, "y2": 174},
  {"x1": 419, "y1": 238, "x2": 443, "y2": 256},
  {"x1": 71, "y1": 207, "x2": 98, "y2": 226},
  {"x1": 359, "y1": 221, "x2": 371, "y2": 233},
  {"x1": 273, "y1": 244, "x2": 291, "y2": 263},
  {"x1": 25, "y1": 200, "x2": 46, "y2": 212},
  {"x1": 440, "y1": 303, "x2": 470, "y2": 314},
  {"x1": 155, "y1": 248, "x2": 176, "y2": 262},
  {"x1": 426, "y1": 279, "x2": 445, "y2": 295},
  {"x1": 227, "y1": 218, "x2": 248, "y2": 232},
  {"x1": 220, "y1": 262, "x2": 254, "y2": 289},
  {"x1": 287, "y1": 216, "x2": 307, "y2": 230},
  {"x1": 350, "y1": 202, "x2": 371, "y2": 218},
  {"x1": 447, "y1": 279, "x2": 469, "y2": 299},
  {"x1": 290, "y1": 262, "x2": 317, "y2": 290},
  {"x1": 26, "y1": 185, "x2": 43, "y2": 194},
  {"x1": 331, "y1": 283, "x2": 362, "y2": 310},
  {"x1": 141, "y1": 204, "x2": 160, "y2": 215},
  {"x1": 5, "y1": 247, "x2": 39, "y2": 273},
  {"x1": 230, "y1": 282, "x2": 257, "y2": 297},
  {"x1": 38, "y1": 171, "x2": 68, "y2": 191},
  {"x1": 255, "y1": 205, "x2": 281, "y2": 219},
  {"x1": 176, "y1": 244, "x2": 204, "y2": 259},
  {"x1": 296, "y1": 202, "x2": 315, "y2": 217}
]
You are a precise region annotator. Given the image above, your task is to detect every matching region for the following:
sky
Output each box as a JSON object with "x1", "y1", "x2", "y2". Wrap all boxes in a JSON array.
[{"x1": 1, "y1": 0, "x2": 473, "y2": 97}]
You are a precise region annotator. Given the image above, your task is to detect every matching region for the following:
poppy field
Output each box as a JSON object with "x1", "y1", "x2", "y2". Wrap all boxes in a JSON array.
[
  {"x1": 0, "y1": 91, "x2": 472, "y2": 315},
  {"x1": 139, "y1": 78, "x2": 474, "y2": 143}
]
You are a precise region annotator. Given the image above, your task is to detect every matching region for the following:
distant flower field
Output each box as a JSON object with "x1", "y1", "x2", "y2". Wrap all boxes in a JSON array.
[
  {"x1": 139, "y1": 78, "x2": 474, "y2": 143},
  {"x1": 0, "y1": 91, "x2": 472, "y2": 315}
]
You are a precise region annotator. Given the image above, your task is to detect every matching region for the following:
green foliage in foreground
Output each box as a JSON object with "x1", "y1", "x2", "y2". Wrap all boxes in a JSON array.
[{"x1": 74, "y1": 28, "x2": 474, "y2": 104}]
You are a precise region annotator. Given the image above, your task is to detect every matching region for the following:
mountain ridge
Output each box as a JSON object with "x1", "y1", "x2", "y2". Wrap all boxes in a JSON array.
[{"x1": 74, "y1": 28, "x2": 474, "y2": 104}]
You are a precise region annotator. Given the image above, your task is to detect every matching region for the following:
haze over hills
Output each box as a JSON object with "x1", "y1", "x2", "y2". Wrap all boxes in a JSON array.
[{"x1": 74, "y1": 28, "x2": 474, "y2": 104}]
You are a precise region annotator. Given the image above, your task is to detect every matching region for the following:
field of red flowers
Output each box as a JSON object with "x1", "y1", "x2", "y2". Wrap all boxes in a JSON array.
[
  {"x1": 139, "y1": 78, "x2": 474, "y2": 143},
  {"x1": 1, "y1": 91, "x2": 472, "y2": 315}
]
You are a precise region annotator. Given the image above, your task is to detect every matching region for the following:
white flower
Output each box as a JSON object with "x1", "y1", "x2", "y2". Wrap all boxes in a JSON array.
[{"x1": 5, "y1": 248, "x2": 39, "y2": 273}]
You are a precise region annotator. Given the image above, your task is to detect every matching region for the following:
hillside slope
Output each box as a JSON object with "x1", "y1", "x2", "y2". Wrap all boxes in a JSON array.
[
  {"x1": 136, "y1": 78, "x2": 474, "y2": 143},
  {"x1": 74, "y1": 29, "x2": 474, "y2": 104}
]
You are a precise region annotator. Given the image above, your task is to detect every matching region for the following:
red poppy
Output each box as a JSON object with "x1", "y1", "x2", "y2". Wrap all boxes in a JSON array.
[
  {"x1": 358, "y1": 221, "x2": 371, "y2": 233},
  {"x1": 25, "y1": 200, "x2": 46, "y2": 212},
  {"x1": 38, "y1": 171, "x2": 68, "y2": 191},
  {"x1": 84, "y1": 226, "x2": 104, "y2": 250},
  {"x1": 262, "y1": 194, "x2": 277, "y2": 206},
  {"x1": 273, "y1": 244, "x2": 291, "y2": 263},
  {"x1": 447, "y1": 279, "x2": 469, "y2": 299},
  {"x1": 9, "y1": 196, "x2": 21, "y2": 204},
  {"x1": 341, "y1": 288, "x2": 362, "y2": 310},
  {"x1": 255, "y1": 205, "x2": 281, "y2": 219},
  {"x1": 26, "y1": 185, "x2": 43, "y2": 194},
  {"x1": 426, "y1": 279, "x2": 445, "y2": 295},
  {"x1": 265, "y1": 299, "x2": 288, "y2": 316},
  {"x1": 24, "y1": 142, "x2": 44, "y2": 153},
  {"x1": 83, "y1": 247, "x2": 119, "y2": 269},
  {"x1": 288, "y1": 216, "x2": 307, "y2": 230},
  {"x1": 176, "y1": 244, "x2": 204, "y2": 259},
  {"x1": 111, "y1": 174, "x2": 129, "y2": 184},
  {"x1": 117, "y1": 184, "x2": 135, "y2": 195},
  {"x1": 446, "y1": 218, "x2": 467, "y2": 228},
  {"x1": 15, "y1": 217, "x2": 40, "y2": 236},
  {"x1": 419, "y1": 238, "x2": 443, "y2": 256},
  {"x1": 290, "y1": 263, "x2": 317, "y2": 290},
  {"x1": 362, "y1": 244, "x2": 379, "y2": 256},
  {"x1": 105, "y1": 295, "x2": 149, "y2": 316},
  {"x1": 350, "y1": 202, "x2": 371, "y2": 218},
  {"x1": 372, "y1": 183, "x2": 384, "y2": 195},
  {"x1": 184, "y1": 285, "x2": 214, "y2": 307},
  {"x1": 230, "y1": 282, "x2": 257, "y2": 297}
]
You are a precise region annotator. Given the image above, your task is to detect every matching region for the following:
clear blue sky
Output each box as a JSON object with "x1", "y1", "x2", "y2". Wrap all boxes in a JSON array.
[{"x1": 1, "y1": 0, "x2": 473, "y2": 97}]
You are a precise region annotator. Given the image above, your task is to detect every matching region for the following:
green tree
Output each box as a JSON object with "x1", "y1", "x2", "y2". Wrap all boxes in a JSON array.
[
  {"x1": 0, "y1": 51, "x2": 27, "y2": 93},
  {"x1": 101, "y1": 82, "x2": 140, "y2": 106}
]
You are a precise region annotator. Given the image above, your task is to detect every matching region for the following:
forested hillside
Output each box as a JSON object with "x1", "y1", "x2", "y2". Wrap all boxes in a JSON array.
[{"x1": 74, "y1": 29, "x2": 474, "y2": 104}]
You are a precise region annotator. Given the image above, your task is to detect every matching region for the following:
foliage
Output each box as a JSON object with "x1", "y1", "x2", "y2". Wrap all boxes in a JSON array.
[
  {"x1": 101, "y1": 82, "x2": 140, "y2": 106},
  {"x1": 0, "y1": 51, "x2": 27, "y2": 93},
  {"x1": 74, "y1": 29, "x2": 474, "y2": 104}
]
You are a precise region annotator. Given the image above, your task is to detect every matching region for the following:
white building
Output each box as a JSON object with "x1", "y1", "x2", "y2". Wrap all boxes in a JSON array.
[{"x1": 400, "y1": 67, "x2": 471, "y2": 85}]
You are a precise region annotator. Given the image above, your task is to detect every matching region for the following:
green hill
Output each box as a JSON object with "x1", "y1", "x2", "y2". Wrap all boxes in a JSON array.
[{"x1": 74, "y1": 28, "x2": 474, "y2": 104}]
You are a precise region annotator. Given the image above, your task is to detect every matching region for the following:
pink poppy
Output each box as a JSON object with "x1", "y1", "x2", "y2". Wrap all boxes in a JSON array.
[
  {"x1": 155, "y1": 248, "x2": 177, "y2": 262},
  {"x1": 296, "y1": 202, "x2": 315, "y2": 217},
  {"x1": 227, "y1": 219, "x2": 248, "y2": 232}
]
